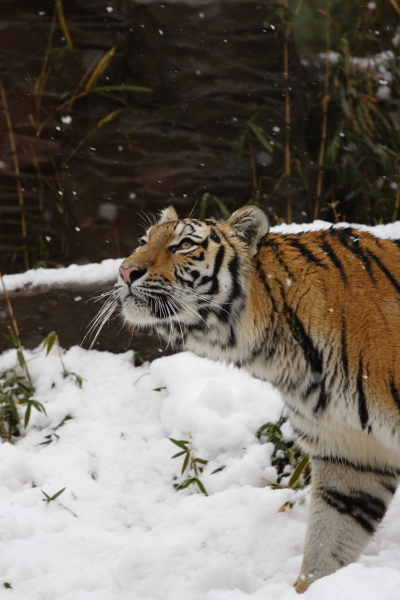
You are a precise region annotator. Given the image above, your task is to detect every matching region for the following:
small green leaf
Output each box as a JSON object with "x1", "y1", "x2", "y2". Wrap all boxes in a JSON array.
[
  {"x1": 91, "y1": 85, "x2": 153, "y2": 93},
  {"x1": 211, "y1": 466, "x2": 226, "y2": 474},
  {"x1": 181, "y1": 452, "x2": 190, "y2": 474},
  {"x1": 193, "y1": 458, "x2": 208, "y2": 465},
  {"x1": 43, "y1": 331, "x2": 57, "y2": 356},
  {"x1": 171, "y1": 450, "x2": 187, "y2": 459},
  {"x1": 17, "y1": 350, "x2": 25, "y2": 369},
  {"x1": 194, "y1": 478, "x2": 208, "y2": 496},
  {"x1": 42, "y1": 487, "x2": 66, "y2": 502},
  {"x1": 24, "y1": 402, "x2": 32, "y2": 428},
  {"x1": 288, "y1": 455, "x2": 310, "y2": 488},
  {"x1": 153, "y1": 387, "x2": 166, "y2": 392},
  {"x1": 169, "y1": 438, "x2": 189, "y2": 450}
]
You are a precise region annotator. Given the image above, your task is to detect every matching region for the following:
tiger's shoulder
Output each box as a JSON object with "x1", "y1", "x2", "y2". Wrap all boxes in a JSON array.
[{"x1": 256, "y1": 225, "x2": 400, "y2": 295}]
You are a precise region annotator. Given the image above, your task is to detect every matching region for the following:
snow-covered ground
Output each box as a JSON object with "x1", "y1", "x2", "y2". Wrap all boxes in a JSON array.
[{"x1": 2, "y1": 220, "x2": 400, "y2": 599}]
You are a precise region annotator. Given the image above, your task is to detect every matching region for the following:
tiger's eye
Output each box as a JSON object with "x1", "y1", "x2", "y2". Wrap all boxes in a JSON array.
[{"x1": 181, "y1": 241, "x2": 193, "y2": 249}]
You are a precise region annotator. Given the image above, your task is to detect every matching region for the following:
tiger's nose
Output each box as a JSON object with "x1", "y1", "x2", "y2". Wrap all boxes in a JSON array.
[{"x1": 119, "y1": 265, "x2": 148, "y2": 284}]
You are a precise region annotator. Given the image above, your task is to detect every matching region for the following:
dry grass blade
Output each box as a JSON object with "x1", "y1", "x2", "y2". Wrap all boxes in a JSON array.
[
  {"x1": 0, "y1": 272, "x2": 33, "y2": 388},
  {"x1": 55, "y1": 0, "x2": 73, "y2": 49},
  {"x1": 62, "y1": 109, "x2": 122, "y2": 168},
  {"x1": 0, "y1": 78, "x2": 29, "y2": 270},
  {"x1": 314, "y1": 1, "x2": 331, "y2": 221},
  {"x1": 86, "y1": 47, "x2": 116, "y2": 92}
]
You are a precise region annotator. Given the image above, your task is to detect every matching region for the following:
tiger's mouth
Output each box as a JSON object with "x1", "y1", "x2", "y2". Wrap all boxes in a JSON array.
[{"x1": 120, "y1": 285, "x2": 185, "y2": 322}]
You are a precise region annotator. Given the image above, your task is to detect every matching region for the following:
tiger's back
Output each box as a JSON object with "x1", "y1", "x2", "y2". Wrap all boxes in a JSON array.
[{"x1": 114, "y1": 206, "x2": 400, "y2": 593}]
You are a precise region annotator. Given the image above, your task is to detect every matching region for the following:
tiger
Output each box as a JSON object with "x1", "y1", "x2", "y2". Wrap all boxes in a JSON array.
[{"x1": 112, "y1": 204, "x2": 400, "y2": 593}]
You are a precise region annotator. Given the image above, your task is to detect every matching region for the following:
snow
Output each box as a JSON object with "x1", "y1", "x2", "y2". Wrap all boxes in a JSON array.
[
  {"x1": 1, "y1": 347, "x2": 400, "y2": 599},
  {"x1": 2, "y1": 219, "x2": 400, "y2": 598}
]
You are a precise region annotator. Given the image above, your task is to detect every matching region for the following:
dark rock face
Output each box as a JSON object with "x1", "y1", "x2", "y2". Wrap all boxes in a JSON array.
[
  {"x1": 0, "y1": 0, "x2": 310, "y2": 354},
  {"x1": 1, "y1": 0, "x2": 309, "y2": 275}
]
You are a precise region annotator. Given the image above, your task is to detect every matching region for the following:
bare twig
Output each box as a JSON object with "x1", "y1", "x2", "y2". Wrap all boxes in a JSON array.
[
  {"x1": 314, "y1": 2, "x2": 331, "y2": 221},
  {"x1": 0, "y1": 272, "x2": 33, "y2": 387},
  {"x1": 283, "y1": 0, "x2": 292, "y2": 223},
  {"x1": 0, "y1": 78, "x2": 29, "y2": 270}
]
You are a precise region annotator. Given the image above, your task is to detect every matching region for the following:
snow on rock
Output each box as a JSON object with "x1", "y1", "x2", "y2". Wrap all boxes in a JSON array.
[{"x1": 0, "y1": 346, "x2": 399, "y2": 599}]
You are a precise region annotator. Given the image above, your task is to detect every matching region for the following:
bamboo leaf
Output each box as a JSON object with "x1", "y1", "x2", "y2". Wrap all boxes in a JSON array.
[
  {"x1": 194, "y1": 478, "x2": 208, "y2": 496},
  {"x1": 96, "y1": 110, "x2": 122, "y2": 128},
  {"x1": 86, "y1": 47, "x2": 116, "y2": 92},
  {"x1": 17, "y1": 350, "x2": 25, "y2": 369},
  {"x1": 55, "y1": 0, "x2": 73, "y2": 49},
  {"x1": 43, "y1": 331, "x2": 57, "y2": 356},
  {"x1": 181, "y1": 452, "x2": 190, "y2": 474},
  {"x1": 24, "y1": 402, "x2": 32, "y2": 428},
  {"x1": 212, "y1": 196, "x2": 231, "y2": 219},
  {"x1": 288, "y1": 455, "x2": 309, "y2": 488},
  {"x1": 50, "y1": 487, "x2": 66, "y2": 501},
  {"x1": 171, "y1": 450, "x2": 187, "y2": 459},
  {"x1": 248, "y1": 122, "x2": 274, "y2": 153},
  {"x1": 237, "y1": 127, "x2": 248, "y2": 158},
  {"x1": 169, "y1": 438, "x2": 189, "y2": 450},
  {"x1": 91, "y1": 85, "x2": 152, "y2": 93}
]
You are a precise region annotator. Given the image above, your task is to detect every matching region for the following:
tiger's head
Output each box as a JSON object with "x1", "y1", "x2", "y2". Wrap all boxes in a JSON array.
[{"x1": 116, "y1": 205, "x2": 269, "y2": 346}]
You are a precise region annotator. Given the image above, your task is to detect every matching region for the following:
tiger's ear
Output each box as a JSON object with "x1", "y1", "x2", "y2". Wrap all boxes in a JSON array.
[
  {"x1": 158, "y1": 206, "x2": 178, "y2": 224},
  {"x1": 227, "y1": 206, "x2": 269, "y2": 255}
]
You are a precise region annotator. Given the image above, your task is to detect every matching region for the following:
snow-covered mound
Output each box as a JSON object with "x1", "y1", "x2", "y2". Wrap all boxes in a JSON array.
[{"x1": 0, "y1": 347, "x2": 400, "y2": 599}]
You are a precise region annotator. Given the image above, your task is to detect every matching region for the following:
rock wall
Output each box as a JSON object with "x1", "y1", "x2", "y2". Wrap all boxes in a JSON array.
[{"x1": 0, "y1": 0, "x2": 310, "y2": 276}]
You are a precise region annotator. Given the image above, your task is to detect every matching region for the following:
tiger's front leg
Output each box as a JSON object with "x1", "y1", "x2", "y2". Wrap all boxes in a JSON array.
[{"x1": 294, "y1": 458, "x2": 398, "y2": 593}]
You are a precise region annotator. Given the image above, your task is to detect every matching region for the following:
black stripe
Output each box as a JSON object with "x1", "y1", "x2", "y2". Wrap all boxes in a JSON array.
[
  {"x1": 321, "y1": 239, "x2": 349, "y2": 286},
  {"x1": 200, "y1": 238, "x2": 209, "y2": 250},
  {"x1": 313, "y1": 455, "x2": 400, "y2": 477},
  {"x1": 329, "y1": 227, "x2": 376, "y2": 283},
  {"x1": 322, "y1": 489, "x2": 386, "y2": 534},
  {"x1": 219, "y1": 253, "x2": 242, "y2": 323},
  {"x1": 366, "y1": 249, "x2": 400, "y2": 294},
  {"x1": 286, "y1": 237, "x2": 329, "y2": 268},
  {"x1": 341, "y1": 315, "x2": 349, "y2": 382},
  {"x1": 282, "y1": 300, "x2": 323, "y2": 375},
  {"x1": 313, "y1": 382, "x2": 330, "y2": 413},
  {"x1": 357, "y1": 356, "x2": 369, "y2": 429},
  {"x1": 275, "y1": 252, "x2": 295, "y2": 279},
  {"x1": 198, "y1": 245, "x2": 225, "y2": 294},
  {"x1": 227, "y1": 326, "x2": 236, "y2": 347},
  {"x1": 291, "y1": 425, "x2": 319, "y2": 445},
  {"x1": 175, "y1": 272, "x2": 193, "y2": 288},
  {"x1": 191, "y1": 251, "x2": 205, "y2": 261},
  {"x1": 380, "y1": 480, "x2": 398, "y2": 495},
  {"x1": 210, "y1": 229, "x2": 221, "y2": 244},
  {"x1": 256, "y1": 258, "x2": 278, "y2": 312},
  {"x1": 302, "y1": 381, "x2": 320, "y2": 400},
  {"x1": 390, "y1": 374, "x2": 400, "y2": 409}
]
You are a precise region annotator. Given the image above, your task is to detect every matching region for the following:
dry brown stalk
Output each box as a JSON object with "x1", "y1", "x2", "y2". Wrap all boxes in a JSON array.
[
  {"x1": 283, "y1": 0, "x2": 292, "y2": 224},
  {"x1": 34, "y1": 7, "x2": 57, "y2": 125},
  {"x1": 0, "y1": 272, "x2": 33, "y2": 387},
  {"x1": 0, "y1": 78, "x2": 30, "y2": 270},
  {"x1": 314, "y1": 2, "x2": 331, "y2": 222},
  {"x1": 247, "y1": 134, "x2": 258, "y2": 190},
  {"x1": 392, "y1": 175, "x2": 400, "y2": 223},
  {"x1": 389, "y1": 0, "x2": 400, "y2": 14},
  {"x1": 55, "y1": 0, "x2": 74, "y2": 49},
  {"x1": 61, "y1": 109, "x2": 121, "y2": 168}
]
